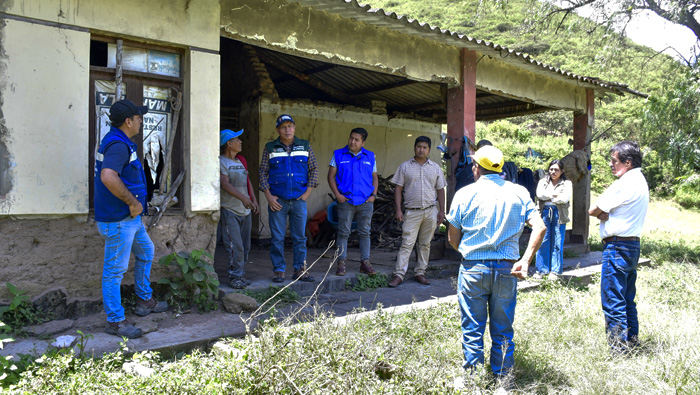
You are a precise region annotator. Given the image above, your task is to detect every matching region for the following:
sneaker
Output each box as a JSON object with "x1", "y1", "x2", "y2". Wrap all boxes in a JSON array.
[
  {"x1": 293, "y1": 266, "x2": 315, "y2": 282},
  {"x1": 135, "y1": 297, "x2": 169, "y2": 316},
  {"x1": 105, "y1": 320, "x2": 143, "y2": 339},
  {"x1": 230, "y1": 277, "x2": 248, "y2": 289},
  {"x1": 272, "y1": 271, "x2": 285, "y2": 283},
  {"x1": 531, "y1": 272, "x2": 544, "y2": 280},
  {"x1": 547, "y1": 273, "x2": 561, "y2": 281}
]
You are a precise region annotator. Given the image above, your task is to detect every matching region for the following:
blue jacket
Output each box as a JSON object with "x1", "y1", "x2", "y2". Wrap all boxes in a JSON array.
[
  {"x1": 333, "y1": 146, "x2": 375, "y2": 205},
  {"x1": 94, "y1": 127, "x2": 148, "y2": 222},
  {"x1": 265, "y1": 137, "x2": 310, "y2": 200}
]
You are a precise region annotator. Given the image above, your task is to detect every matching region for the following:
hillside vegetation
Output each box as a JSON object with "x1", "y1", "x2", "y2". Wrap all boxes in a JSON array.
[{"x1": 369, "y1": 0, "x2": 699, "y2": 204}]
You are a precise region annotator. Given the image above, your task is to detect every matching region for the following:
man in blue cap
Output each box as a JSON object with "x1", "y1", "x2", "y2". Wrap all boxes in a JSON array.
[
  {"x1": 95, "y1": 99, "x2": 168, "y2": 339},
  {"x1": 259, "y1": 114, "x2": 318, "y2": 283},
  {"x1": 220, "y1": 128, "x2": 259, "y2": 289}
]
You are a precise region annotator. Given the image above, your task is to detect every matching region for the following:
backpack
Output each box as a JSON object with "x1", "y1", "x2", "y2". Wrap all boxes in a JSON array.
[{"x1": 454, "y1": 136, "x2": 475, "y2": 190}]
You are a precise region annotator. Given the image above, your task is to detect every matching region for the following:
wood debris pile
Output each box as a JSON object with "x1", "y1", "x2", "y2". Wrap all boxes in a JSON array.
[{"x1": 370, "y1": 174, "x2": 403, "y2": 248}]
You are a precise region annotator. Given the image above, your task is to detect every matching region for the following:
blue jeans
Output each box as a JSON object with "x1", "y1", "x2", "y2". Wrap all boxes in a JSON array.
[
  {"x1": 268, "y1": 198, "x2": 307, "y2": 272},
  {"x1": 535, "y1": 206, "x2": 565, "y2": 275},
  {"x1": 336, "y1": 201, "x2": 373, "y2": 261},
  {"x1": 458, "y1": 260, "x2": 518, "y2": 375},
  {"x1": 220, "y1": 208, "x2": 251, "y2": 278},
  {"x1": 601, "y1": 239, "x2": 640, "y2": 349},
  {"x1": 96, "y1": 215, "x2": 154, "y2": 323}
]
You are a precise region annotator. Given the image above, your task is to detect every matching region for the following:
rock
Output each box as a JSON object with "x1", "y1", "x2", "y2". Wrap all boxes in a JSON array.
[
  {"x1": 123, "y1": 362, "x2": 155, "y2": 378},
  {"x1": 222, "y1": 293, "x2": 258, "y2": 314},
  {"x1": 211, "y1": 341, "x2": 243, "y2": 358},
  {"x1": 429, "y1": 239, "x2": 445, "y2": 260},
  {"x1": 32, "y1": 288, "x2": 68, "y2": 319},
  {"x1": 66, "y1": 298, "x2": 104, "y2": 318},
  {"x1": 134, "y1": 318, "x2": 159, "y2": 335},
  {"x1": 27, "y1": 319, "x2": 74, "y2": 337},
  {"x1": 52, "y1": 335, "x2": 76, "y2": 348}
]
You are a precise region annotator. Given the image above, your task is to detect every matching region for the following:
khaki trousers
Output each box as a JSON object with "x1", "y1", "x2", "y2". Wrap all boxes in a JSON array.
[{"x1": 394, "y1": 206, "x2": 438, "y2": 279}]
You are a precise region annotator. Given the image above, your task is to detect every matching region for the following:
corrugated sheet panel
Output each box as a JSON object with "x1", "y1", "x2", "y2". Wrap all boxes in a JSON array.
[{"x1": 289, "y1": 0, "x2": 647, "y2": 98}]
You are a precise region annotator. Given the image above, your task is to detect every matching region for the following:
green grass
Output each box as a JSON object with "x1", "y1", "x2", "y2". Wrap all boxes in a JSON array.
[{"x1": 9, "y1": 262, "x2": 700, "y2": 394}]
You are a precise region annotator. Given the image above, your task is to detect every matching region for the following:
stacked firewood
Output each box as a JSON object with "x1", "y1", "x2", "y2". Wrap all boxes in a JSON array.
[{"x1": 370, "y1": 174, "x2": 403, "y2": 248}]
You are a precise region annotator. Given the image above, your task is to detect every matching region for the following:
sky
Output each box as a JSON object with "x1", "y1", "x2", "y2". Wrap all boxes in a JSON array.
[
  {"x1": 568, "y1": 2, "x2": 699, "y2": 62},
  {"x1": 624, "y1": 11, "x2": 698, "y2": 61}
]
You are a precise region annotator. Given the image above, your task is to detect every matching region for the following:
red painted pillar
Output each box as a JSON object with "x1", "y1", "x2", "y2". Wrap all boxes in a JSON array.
[
  {"x1": 571, "y1": 89, "x2": 594, "y2": 249},
  {"x1": 446, "y1": 49, "x2": 476, "y2": 210}
]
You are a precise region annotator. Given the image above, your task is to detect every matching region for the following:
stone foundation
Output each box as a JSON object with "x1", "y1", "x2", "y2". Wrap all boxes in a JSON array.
[{"x1": 0, "y1": 213, "x2": 218, "y2": 305}]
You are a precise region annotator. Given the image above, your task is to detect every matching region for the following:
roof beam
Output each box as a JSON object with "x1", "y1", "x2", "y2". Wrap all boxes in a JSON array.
[
  {"x1": 272, "y1": 64, "x2": 337, "y2": 84},
  {"x1": 261, "y1": 55, "x2": 367, "y2": 107},
  {"x1": 348, "y1": 79, "x2": 417, "y2": 95}
]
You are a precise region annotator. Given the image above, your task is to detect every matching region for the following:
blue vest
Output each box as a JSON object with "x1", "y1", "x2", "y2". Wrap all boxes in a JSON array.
[
  {"x1": 333, "y1": 146, "x2": 375, "y2": 205},
  {"x1": 265, "y1": 137, "x2": 310, "y2": 200},
  {"x1": 94, "y1": 127, "x2": 148, "y2": 222}
]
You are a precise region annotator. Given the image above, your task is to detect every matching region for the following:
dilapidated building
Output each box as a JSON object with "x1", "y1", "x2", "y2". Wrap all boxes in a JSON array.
[{"x1": 0, "y1": 0, "x2": 643, "y2": 305}]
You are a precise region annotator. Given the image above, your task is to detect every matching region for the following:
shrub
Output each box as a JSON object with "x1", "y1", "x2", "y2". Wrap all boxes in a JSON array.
[
  {"x1": 674, "y1": 174, "x2": 700, "y2": 209},
  {"x1": 157, "y1": 250, "x2": 220, "y2": 312}
]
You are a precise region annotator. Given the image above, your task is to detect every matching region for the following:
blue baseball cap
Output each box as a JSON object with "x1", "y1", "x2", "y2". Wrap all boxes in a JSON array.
[
  {"x1": 276, "y1": 114, "x2": 295, "y2": 128},
  {"x1": 220, "y1": 129, "x2": 244, "y2": 146}
]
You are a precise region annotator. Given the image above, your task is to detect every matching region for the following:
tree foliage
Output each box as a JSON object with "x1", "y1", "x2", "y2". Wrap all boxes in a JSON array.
[
  {"x1": 641, "y1": 64, "x2": 700, "y2": 177},
  {"x1": 531, "y1": 0, "x2": 700, "y2": 64}
]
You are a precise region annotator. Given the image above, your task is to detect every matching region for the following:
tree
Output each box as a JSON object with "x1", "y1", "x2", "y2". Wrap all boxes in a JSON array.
[
  {"x1": 533, "y1": 0, "x2": 700, "y2": 64},
  {"x1": 641, "y1": 64, "x2": 700, "y2": 178}
]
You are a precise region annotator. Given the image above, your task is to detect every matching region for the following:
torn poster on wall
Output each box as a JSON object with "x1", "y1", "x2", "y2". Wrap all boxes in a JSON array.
[{"x1": 94, "y1": 81, "x2": 172, "y2": 186}]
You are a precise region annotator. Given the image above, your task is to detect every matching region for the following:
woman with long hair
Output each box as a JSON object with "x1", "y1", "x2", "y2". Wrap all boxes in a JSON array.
[{"x1": 534, "y1": 159, "x2": 572, "y2": 279}]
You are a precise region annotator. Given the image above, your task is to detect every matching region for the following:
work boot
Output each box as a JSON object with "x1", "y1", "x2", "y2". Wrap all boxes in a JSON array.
[
  {"x1": 414, "y1": 275, "x2": 431, "y2": 285},
  {"x1": 336, "y1": 260, "x2": 346, "y2": 276},
  {"x1": 293, "y1": 265, "x2": 315, "y2": 282},
  {"x1": 272, "y1": 271, "x2": 285, "y2": 283},
  {"x1": 135, "y1": 297, "x2": 168, "y2": 316},
  {"x1": 105, "y1": 320, "x2": 142, "y2": 339},
  {"x1": 388, "y1": 275, "x2": 403, "y2": 288},
  {"x1": 359, "y1": 260, "x2": 377, "y2": 275},
  {"x1": 230, "y1": 276, "x2": 249, "y2": 289}
]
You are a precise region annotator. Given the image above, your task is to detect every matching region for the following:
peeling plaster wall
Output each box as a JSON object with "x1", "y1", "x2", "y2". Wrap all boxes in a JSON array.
[
  {"x1": 185, "y1": 50, "x2": 220, "y2": 213},
  {"x1": 476, "y1": 55, "x2": 588, "y2": 111},
  {"x1": 3, "y1": 0, "x2": 219, "y2": 51},
  {"x1": 0, "y1": 214, "x2": 217, "y2": 301},
  {"x1": 255, "y1": 99, "x2": 441, "y2": 238},
  {"x1": 0, "y1": 19, "x2": 89, "y2": 215},
  {"x1": 221, "y1": 0, "x2": 460, "y2": 86}
]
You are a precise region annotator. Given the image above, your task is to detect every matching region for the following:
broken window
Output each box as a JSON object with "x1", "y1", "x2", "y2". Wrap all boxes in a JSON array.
[{"x1": 88, "y1": 38, "x2": 183, "y2": 211}]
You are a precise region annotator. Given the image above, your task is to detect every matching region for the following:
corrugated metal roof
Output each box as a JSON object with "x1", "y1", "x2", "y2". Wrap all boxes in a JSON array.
[{"x1": 288, "y1": 0, "x2": 647, "y2": 98}]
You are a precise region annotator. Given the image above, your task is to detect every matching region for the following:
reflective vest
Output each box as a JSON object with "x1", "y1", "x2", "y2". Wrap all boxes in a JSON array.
[
  {"x1": 94, "y1": 127, "x2": 148, "y2": 222},
  {"x1": 265, "y1": 137, "x2": 310, "y2": 200},
  {"x1": 333, "y1": 146, "x2": 375, "y2": 205}
]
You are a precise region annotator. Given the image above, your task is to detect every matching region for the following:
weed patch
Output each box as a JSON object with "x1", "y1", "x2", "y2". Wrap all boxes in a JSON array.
[{"x1": 349, "y1": 273, "x2": 389, "y2": 291}]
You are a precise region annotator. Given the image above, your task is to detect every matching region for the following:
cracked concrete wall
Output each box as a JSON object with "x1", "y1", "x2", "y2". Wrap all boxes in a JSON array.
[
  {"x1": 184, "y1": 50, "x2": 221, "y2": 213},
  {"x1": 255, "y1": 98, "x2": 441, "y2": 238},
  {"x1": 476, "y1": 55, "x2": 588, "y2": 112},
  {"x1": 221, "y1": 0, "x2": 461, "y2": 86},
  {"x1": 0, "y1": 19, "x2": 90, "y2": 215},
  {"x1": 3, "y1": 0, "x2": 220, "y2": 51}
]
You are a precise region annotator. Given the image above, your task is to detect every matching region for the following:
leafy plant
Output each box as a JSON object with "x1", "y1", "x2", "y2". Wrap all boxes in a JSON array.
[
  {"x1": 157, "y1": 250, "x2": 220, "y2": 312},
  {"x1": 243, "y1": 286, "x2": 299, "y2": 306},
  {"x1": 0, "y1": 283, "x2": 44, "y2": 333},
  {"x1": 349, "y1": 273, "x2": 389, "y2": 291}
]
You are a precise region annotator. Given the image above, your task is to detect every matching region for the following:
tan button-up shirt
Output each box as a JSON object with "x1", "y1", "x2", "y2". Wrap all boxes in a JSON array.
[{"x1": 391, "y1": 158, "x2": 446, "y2": 209}]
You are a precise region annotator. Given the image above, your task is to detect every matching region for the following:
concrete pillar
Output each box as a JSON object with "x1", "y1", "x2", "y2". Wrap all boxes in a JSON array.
[
  {"x1": 446, "y1": 49, "x2": 476, "y2": 210},
  {"x1": 571, "y1": 89, "x2": 594, "y2": 249}
]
